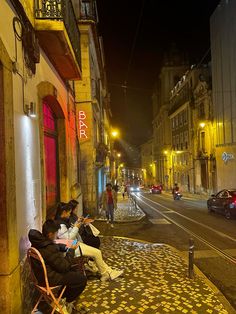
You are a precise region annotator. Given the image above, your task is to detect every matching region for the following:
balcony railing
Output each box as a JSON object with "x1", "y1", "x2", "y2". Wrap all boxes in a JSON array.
[
  {"x1": 80, "y1": 0, "x2": 98, "y2": 22},
  {"x1": 35, "y1": 0, "x2": 81, "y2": 68}
]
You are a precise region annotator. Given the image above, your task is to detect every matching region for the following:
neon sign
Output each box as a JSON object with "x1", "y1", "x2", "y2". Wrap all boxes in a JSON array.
[{"x1": 79, "y1": 111, "x2": 88, "y2": 139}]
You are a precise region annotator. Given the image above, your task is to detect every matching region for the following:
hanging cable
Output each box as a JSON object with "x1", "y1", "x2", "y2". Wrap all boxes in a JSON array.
[
  {"x1": 196, "y1": 47, "x2": 211, "y2": 68},
  {"x1": 125, "y1": 0, "x2": 146, "y2": 85}
]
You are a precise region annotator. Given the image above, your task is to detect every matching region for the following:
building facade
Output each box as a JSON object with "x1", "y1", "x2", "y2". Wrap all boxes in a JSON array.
[
  {"x1": 169, "y1": 65, "x2": 214, "y2": 193},
  {"x1": 152, "y1": 48, "x2": 188, "y2": 189},
  {"x1": 75, "y1": 1, "x2": 111, "y2": 213},
  {"x1": 0, "y1": 0, "x2": 110, "y2": 312},
  {"x1": 210, "y1": 0, "x2": 236, "y2": 190}
]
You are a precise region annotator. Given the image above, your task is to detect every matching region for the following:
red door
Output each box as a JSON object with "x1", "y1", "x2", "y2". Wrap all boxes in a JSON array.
[{"x1": 43, "y1": 102, "x2": 59, "y2": 211}]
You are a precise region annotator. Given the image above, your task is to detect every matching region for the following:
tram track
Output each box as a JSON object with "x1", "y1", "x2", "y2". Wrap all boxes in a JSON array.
[{"x1": 135, "y1": 193, "x2": 236, "y2": 265}]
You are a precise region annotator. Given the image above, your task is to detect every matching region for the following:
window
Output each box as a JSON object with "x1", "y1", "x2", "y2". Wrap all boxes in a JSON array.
[
  {"x1": 201, "y1": 132, "x2": 205, "y2": 152},
  {"x1": 184, "y1": 131, "x2": 188, "y2": 149},
  {"x1": 199, "y1": 103, "x2": 205, "y2": 119},
  {"x1": 172, "y1": 118, "x2": 175, "y2": 129},
  {"x1": 179, "y1": 112, "x2": 183, "y2": 126},
  {"x1": 183, "y1": 110, "x2": 188, "y2": 124},
  {"x1": 218, "y1": 190, "x2": 229, "y2": 198},
  {"x1": 176, "y1": 135, "x2": 179, "y2": 150},
  {"x1": 175, "y1": 116, "x2": 179, "y2": 128}
]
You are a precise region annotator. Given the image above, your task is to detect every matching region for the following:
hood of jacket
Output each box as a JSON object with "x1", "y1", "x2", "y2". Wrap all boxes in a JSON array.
[{"x1": 28, "y1": 229, "x2": 53, "y2": 249}]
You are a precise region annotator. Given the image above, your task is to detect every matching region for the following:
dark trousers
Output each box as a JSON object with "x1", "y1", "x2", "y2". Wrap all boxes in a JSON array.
[
  {"x1": 106, "y1": 203, "x2": 114, "y2": 223},
  {"x1": 58, "y1": 271, "x2": 87, "y2": 303}
]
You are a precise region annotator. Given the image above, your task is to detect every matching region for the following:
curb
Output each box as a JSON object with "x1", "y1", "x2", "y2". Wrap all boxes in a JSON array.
[
  {"x1": 177, "y1": 249, "x2": 236, "y2": 314},
  {"x1": 103, "y1": 235, "x2": 235, "y2": 314}
]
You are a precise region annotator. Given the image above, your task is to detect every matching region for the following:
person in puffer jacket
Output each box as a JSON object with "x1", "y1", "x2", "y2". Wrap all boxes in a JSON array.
[{"x1": 28, "y1": 220, "x2": 87, "y2": 312}]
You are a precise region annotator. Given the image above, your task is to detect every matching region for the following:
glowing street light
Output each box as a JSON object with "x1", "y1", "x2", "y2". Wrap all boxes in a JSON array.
[
  {"x1": 199, "y1": 122, "x2": 206, "y2": 128},
  {"x1": 117, "y1": 153, "x2": 121, "y2": 158},
  {"x1": 111, "y1": 129, "x2": 119, "y2": 138}
]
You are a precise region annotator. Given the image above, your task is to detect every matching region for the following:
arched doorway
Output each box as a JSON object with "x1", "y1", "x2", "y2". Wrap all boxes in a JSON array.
[{"x1": 43, "y1": 101, "x2": 60, "y2": 211}]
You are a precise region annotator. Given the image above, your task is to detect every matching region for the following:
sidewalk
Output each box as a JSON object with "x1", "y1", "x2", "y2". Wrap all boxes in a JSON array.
[
  {"x1": 96, "y1": 194, "x2": 145, "y2": 222},
  {"x1": 77, "y1": 236, "x2": 233, "y2": 314}
]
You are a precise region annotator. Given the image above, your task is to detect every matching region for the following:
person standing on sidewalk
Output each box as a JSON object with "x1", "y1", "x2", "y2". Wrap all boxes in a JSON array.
[
  {"x1": 120, "y1": 184, "x2": 126, "y2": 199},
  {"x1": 101, "y1": 183, "x2": 117, "y2": 228}
]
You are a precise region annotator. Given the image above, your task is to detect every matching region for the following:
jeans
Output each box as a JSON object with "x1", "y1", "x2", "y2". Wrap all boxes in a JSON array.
[
  {"x1": 106, "y1": 203, "x2": 114, "y2": 223},
  {"x1": 59, "y1": 271, "x2": 87, "y2": 303},
  {"x1": 75, "y1": 243, "x2": 112, "y2": 275}
]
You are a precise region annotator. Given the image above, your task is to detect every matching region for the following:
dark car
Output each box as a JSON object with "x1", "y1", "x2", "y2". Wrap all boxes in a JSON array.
[
  {"x1": 150, "y1": 185, "x2": 162, "y2": 194},
  {"x1": 207, "y1": 189, "x2": 236, "y2": 219}
]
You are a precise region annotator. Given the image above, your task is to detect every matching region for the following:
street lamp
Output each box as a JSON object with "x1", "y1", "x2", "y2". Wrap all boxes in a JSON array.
[
  {"x1": 117, "y1": 153, "x2": 121, "y2": 158},
  {"x1": 111, "y1": 129, "x2": 119, "y2": 138}
]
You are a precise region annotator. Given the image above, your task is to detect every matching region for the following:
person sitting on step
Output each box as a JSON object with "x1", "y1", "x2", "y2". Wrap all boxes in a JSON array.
[{"x1": 55, "y1": 202, "x2": 123, "y2": 282}]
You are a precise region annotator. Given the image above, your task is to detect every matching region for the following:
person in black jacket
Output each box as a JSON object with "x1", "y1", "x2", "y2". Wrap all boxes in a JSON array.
[{"x1": 28, "y1": 220, "x2": 87, "y2": 312}]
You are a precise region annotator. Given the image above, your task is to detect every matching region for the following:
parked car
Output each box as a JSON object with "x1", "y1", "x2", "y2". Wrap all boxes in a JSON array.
[
  {"x1": 207, "y1": 189, "x2": 236, "y2": 219},
  {"x1": 130, "y1": 185, "x2": 140, "y2": 192},
  {"x1": 150, "y1": 185, "x2": 162, "y2": 194}
]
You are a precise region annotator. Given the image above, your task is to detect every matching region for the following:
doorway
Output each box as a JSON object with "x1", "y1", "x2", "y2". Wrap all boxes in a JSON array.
[{"x1": 43, "y1": 102, "x2": 60, "y2": 212}]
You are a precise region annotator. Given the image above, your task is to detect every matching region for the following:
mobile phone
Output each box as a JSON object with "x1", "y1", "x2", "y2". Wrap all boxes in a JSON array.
[{"x1": 72, "y1": 239, "x2": 77, "y2": 246}]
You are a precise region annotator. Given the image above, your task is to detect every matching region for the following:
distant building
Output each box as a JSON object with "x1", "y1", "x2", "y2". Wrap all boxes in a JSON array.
[
  {"x1": 210, "y1": 0, "x2": 236, "y2": 190},
  {"x1": 141, "y1": 139, "x2": 155, "y2": 187},
  {"x1": 169, "y1": 65, "x2": 214, "y2": 193},
  {"x1": 152, "y1": 46, "x2": 188, "y2": 189}
]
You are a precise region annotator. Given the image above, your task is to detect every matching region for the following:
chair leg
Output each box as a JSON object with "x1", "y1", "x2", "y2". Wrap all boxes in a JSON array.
[
  {"x1": 32, "y1": 294, "x2": 43, "y2": 313},
  {"x1": 50, "y1": 287, "x2": 66, "y2": 314}
]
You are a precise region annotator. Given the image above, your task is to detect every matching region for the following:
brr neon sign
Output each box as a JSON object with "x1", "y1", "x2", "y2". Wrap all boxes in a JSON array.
[{"x1": 79, "y1": 111, "x2": 88, "y2": 139}]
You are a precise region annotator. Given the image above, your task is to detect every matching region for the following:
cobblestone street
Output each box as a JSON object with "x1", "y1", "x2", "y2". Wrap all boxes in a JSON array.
[
  {"x1": 97, "y1": 195, "x2": 145, "y2": 222},
  {"x1": 77, "y1": 237, "x2": 231, "y2": 314}
]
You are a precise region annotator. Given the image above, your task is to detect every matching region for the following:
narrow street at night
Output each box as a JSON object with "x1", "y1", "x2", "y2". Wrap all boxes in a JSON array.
[{"x1": 2, "y1": 0, "x2": 236, "y2": 313}]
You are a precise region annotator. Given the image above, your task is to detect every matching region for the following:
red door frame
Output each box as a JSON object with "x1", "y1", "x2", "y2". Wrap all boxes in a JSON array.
[{"x1": 43, "y1": 101, "x2": 60, "y2": 213}]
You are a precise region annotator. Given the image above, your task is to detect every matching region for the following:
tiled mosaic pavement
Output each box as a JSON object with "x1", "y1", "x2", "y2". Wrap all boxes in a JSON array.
[
  {"x1": 78, "y1": 237, "x2": 229, "y2": 314},
  {"x1": 97, "y1": 196, "x2": 145, "y2": 222}
]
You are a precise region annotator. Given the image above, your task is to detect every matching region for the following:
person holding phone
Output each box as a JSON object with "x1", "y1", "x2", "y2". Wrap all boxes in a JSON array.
[
  {"x1": 55, "y1": 202, "x2": 123, "y2": 282},
  {"x1": 68, "y1": 199, "x2": 101, "y2": 249}
]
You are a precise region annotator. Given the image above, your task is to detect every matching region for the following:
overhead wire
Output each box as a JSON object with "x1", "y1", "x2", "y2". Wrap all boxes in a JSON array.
[{"x1": 125, "y1": 0, "x2": 146, "y2": 86}]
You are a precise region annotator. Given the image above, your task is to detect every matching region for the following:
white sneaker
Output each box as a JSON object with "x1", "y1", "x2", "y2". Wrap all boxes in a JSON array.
[
  {"x1": 110, "y1": 224, "x2": 114, "y2": 228},
  {"x1": 109, "y1": 269, "x2": 124, "y2": 280},
  {"x1": 87, "y1": 260, "x2": 99, "y2": 273},
  {"x1": 100, "y1": 272, "x2": 110, "y2": 282}
]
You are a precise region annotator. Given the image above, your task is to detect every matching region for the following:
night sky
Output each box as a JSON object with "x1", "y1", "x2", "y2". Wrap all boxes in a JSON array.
[{"x1": 97, "y1": 0, "x2": 220, "y2": 153}]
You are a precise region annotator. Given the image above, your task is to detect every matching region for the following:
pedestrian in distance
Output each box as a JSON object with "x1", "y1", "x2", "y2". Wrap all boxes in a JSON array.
[
  {"x1": 101, "y1": 183, "x2": 117, "y2": 228},
  {"x1": 120, "y1": 184, "x2": 126, "y2": 200}
]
